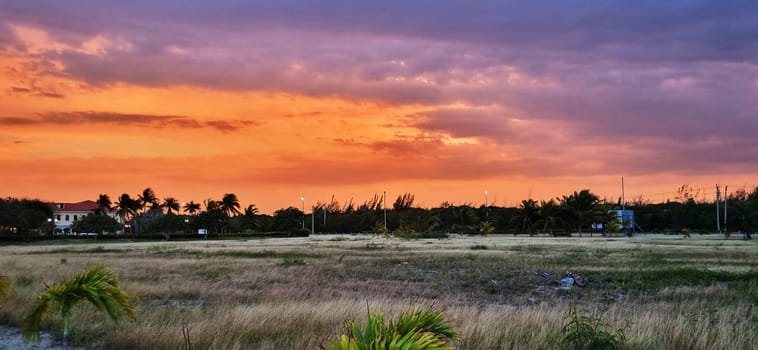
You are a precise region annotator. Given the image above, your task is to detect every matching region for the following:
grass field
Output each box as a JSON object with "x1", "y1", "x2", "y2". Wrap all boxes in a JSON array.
[{"x1": 0, "y1": 234, "x2": 756, "y2": 349}]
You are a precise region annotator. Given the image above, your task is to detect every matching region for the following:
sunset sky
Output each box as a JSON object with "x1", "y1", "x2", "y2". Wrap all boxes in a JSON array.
[{"x1": 1, "y1": 1, "x2": 757, "y2": 213}]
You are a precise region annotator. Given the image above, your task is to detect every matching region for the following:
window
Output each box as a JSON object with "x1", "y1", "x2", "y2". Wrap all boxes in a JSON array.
[
  {"x1": 74, "y1": 215, "x2": 78, "y2": 221},
  {"x1": 65, "y1": 215, "x2": 69, "y2": 221},
  {"x1": 56, "y1": 215, "x2": 61, "y2": 221}
]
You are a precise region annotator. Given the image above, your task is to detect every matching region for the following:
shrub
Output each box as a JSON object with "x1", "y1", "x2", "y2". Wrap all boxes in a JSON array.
[
  {"x1": 23, "y1": 264, "x2": 138, "y2": 349},
  {"x1": 562, "y1": 306, "x2": 625, "y2": 350},
  {"x1": 321, "y1": 307, "x2": 457, "y2": 350}
]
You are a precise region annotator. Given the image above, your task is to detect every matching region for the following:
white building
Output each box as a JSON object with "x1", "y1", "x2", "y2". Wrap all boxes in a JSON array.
[{"x1": 49, "y1": 200, "x2": 116, "y2": 231}]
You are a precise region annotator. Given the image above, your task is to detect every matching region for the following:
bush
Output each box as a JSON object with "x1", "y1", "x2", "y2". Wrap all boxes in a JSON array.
[
  {"x1": 562, "y1": 306, "x2": 625, "y2": 350},
  {"x1": 287, "y1": 227, "x2": 311, "y2": 237},
  {"x1": 321, "y1": 307, "x2": 457, "y2": 350}
]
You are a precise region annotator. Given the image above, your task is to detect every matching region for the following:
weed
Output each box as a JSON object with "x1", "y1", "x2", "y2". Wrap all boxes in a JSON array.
[
  {"x1": 562, "y1": 306, "x2": 625, "y2": 350},
  {"x1": 280, "y1": 257, "x2": 307, "y2": 267},
  {"x1": 364, "y1": 243, "x2": 384, "y2": 250},
  {"x1": 470, "y1": 245, "x2": 489, "y2": 250}
]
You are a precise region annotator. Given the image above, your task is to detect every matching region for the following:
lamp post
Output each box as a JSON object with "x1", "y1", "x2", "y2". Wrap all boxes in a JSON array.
[
  {"x1": 300, "y1": 196, "x2": 305, "y2": 229},
  {"x1": 484, "y1": 190, "x2": 488, "y2": 207},
  {"x1": 47, "y1": 218, "x2": 53, "y2": 235}
]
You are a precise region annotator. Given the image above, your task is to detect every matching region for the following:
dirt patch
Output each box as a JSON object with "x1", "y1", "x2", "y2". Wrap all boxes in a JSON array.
[{"x1": 0, "y1": 325, "x2": 59, "y2": 350}]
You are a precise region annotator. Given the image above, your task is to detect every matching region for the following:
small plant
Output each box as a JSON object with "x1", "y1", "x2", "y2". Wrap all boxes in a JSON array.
[
  {"x1": 23, "y1": 264, "x2": 138, "y2": 350},
  {"x1": 562, "y1": 306, "x2": 625, "y2": 350},
  {"x1": 0, "y1": 275, "x2": 11, "y2": 302},
  {"x1": 478, "y1": 221, "x2": 495, "y2": 235},
  {"x1": 365, "y1": 243, "x2": 385, "y2": 250},
  {"x1": 321, "y1": 306, "x2": 457, "y2": 350},
  {"x1": 280, "y1": 257, "x2": 307, "y2": 267},
  {"x1": 470, "y1": 245, "x2": 488, "y2": 250}
]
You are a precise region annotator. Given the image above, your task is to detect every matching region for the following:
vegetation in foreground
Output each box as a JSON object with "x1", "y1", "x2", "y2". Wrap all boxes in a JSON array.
[
  {"x1": 22, "y1": 264, "x2": 137, "y2": 350},
  {"x1": 0, "y1": 235, "x2": 754, "y2": 349}
]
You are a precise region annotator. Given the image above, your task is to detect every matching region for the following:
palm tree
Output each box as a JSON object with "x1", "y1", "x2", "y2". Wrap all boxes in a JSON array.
[
  {"x1": 183, "y1": 201, "x2": 201, "y2": 215},
  {"x1": 220, "y1": 193, "x2": 241, "y2": 217},
  {"x1": 321, "y1": 307, "x2": 457, "y2": 350},
  {"x1": 205, "y1": 199, "x2": 220, "y2": 212},
  {"x1": 478, "y1": 220, "x2": 495, "y2": 235},
  {"x1": 161, "y1": 197, "x2": 180, "y2": 215},
  {"x1": 23, "y1": 264, "x2": 137, "y2": 350},
  {"x1": 244, "y1": 204, "x2": 259, "y2": 217},
  {"x1": 560, "y1": 190, "x2": 600, "y2": 236},
  {"x1": 95, "y1": 194, "x2": 112, "y2": 215},
  {"x1": 513, "y1": 199, "x2": 540, "y2": 236},
  {"x1": 138, "y1": 188, "x2": 158, "y2": 213},
  {"x1": 114, "y1": 193, "x2": 139, "y2": 224},
  {"x1": 537, "y1": 199, "x2": 561, "y2": 237},
  {"x1": 241, "y1": 204, "x2": 261, "y2": 231}
]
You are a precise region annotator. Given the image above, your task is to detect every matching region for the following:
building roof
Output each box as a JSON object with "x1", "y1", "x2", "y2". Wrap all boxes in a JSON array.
[{"x1": 50, "y1": 200, "x2": 100, "y2": 212}]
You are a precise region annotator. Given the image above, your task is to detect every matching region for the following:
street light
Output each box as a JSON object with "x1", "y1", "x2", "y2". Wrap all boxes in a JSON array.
[
  {"x1": 484, "y1": 190, "x2": 488, "y2": 207},
  {"x1": 300, "y1": 196, "x2": 305, "y2": 229}
]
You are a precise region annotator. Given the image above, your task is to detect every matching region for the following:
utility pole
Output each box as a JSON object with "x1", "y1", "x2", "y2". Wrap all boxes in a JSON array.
[
  {"x1": 724, "y1": 185, "x2": 728, "y2": 230},
  {"x1": 716, "y1": 184, "x2": 721, "y2": 233},
  {"x1": 621, "y1": 177, "x2": 627, "y2": 232}
]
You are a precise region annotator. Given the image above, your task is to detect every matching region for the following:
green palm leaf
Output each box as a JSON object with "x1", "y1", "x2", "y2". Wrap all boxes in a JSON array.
[
  {"x1": 323, "y1": 307, "x2": 457, "y2": 350},
  {"x1": 23, "y1": 264, "x2": 138, "y2": 348}
]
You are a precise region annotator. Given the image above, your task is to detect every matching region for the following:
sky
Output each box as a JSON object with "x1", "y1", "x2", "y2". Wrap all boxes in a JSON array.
[{"x1": 1, "y1": 1, "x2": 757, "y2": 213}]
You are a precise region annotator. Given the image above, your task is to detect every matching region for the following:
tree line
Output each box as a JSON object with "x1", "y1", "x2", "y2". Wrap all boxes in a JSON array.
[{"x1": 1, "y1": 185, "x2": 756, "y2": 239}]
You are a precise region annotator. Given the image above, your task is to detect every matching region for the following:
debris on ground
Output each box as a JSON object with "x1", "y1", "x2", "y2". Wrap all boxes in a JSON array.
[{"x1": 535, "y1": 270, "x2": 587, "y2": 291}]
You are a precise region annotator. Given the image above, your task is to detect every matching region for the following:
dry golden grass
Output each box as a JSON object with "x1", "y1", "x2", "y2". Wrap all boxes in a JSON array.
[{"x1": 0, "y1": 234, "x2": 755, "y2": 349}]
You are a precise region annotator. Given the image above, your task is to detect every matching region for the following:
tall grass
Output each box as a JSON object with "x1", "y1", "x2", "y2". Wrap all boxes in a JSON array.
[{"x1": 0, "y1": 235, "x2": 754, "y2": 349}]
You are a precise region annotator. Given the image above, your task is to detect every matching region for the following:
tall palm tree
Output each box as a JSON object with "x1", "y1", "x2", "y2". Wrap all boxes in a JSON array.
[
  {"x1": 183, "y1": 201, "x2": 201, "y2": 215},
  {"x1": 513, "y1": 199, "x2": 540, "y2": 236},
  {"x1": 114, "y1": 193, "x2": 139, "y2": 224},
  {"x1": 205, "y1": 199, "x2": 220, "y2": 212},
  {"x1": 23, "y1": 264, "x2": 137, "y2": 350},
  {"x1": 220, "y1": 193, "x2": 241, "y2": 217},
  {"x1": 560, "y1": 189, "x2": 600, "y2": 236},
  {"x1": 321, "y1": 307, "x2": 457, "y2": 350},
  {"x1": 138, "y1": 188, "x2": 158, "y2": 213},
  {"x1": 243, "y1": 204, "x2": 259, "y2": 217},
  {"x1": 161, "y1": 197, "x2": 180, "y2": 215},
  {"x1": 95, "y1": 194, "x2": 112, "y2": 215},
  {"x1": 537, "y1": 199, "x2": 561, "y2": 237}
]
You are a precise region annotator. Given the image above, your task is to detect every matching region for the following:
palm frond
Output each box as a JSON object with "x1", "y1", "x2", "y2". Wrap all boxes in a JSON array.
[
  {"x1": 22, "y1": 264, "x2": 138, "y2": 343},
  {"x1": 323, "y1": 307, "x2": 457, "y2": 350}
]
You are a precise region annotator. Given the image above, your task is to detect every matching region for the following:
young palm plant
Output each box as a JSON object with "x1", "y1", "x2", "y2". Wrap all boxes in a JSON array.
[
  {"x1": 23, "y1": 264, "x2": 138, "y2": 350},
  {"x1": 321, "y1": 307, "x2": 457, "y2": 350}
]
